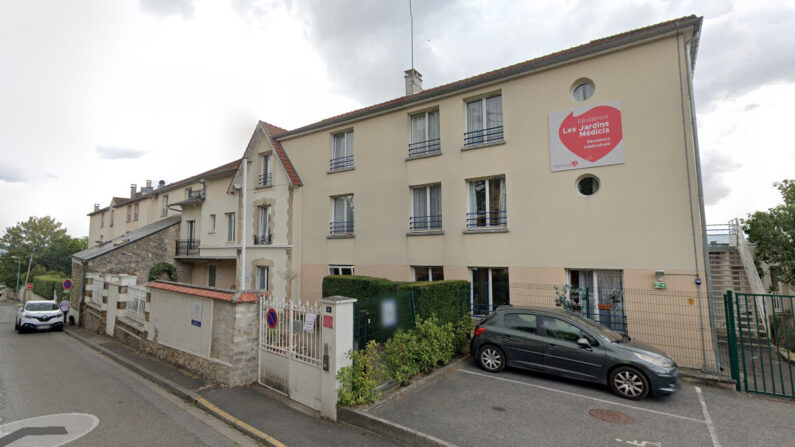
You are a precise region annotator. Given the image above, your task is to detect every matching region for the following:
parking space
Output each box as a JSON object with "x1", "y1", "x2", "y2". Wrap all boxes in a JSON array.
[{"x1": 367, "y1": 362, "x2": 795, "y2": 447}]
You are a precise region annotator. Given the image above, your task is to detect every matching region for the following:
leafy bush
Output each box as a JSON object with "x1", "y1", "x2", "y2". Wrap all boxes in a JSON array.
[
  {"x1": 415, "y1": 317, "x2": 456, "y2": 370},
  {"x1": 383, "y1": 329, "x2": 420, "y2": 385},
  {"x1": 397, "y1": 280, "x2": 469, "y2": 324},
  {"x1": 148, "y1": 262, "x2": 177, "y2": 282},
  {"x1": 336, "y1": 340, "x2": 385, "y2": 406},
  {"x1": 452, "y1": 315, "x2": 476, "y2": 352},
  {"x1": 770, "y1": 313, "x2": 795, "y2": 351},
  {"x1": 322, "y1": 275, "x2": 404, "y2": 299},
  {"x1": 32, "y1": 275, "x2": 68, "y2": 300}
]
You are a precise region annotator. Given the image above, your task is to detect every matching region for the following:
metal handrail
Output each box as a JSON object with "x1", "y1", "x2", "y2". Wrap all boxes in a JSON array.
[
  {"x1": 464, "y1": 126, "x2": 504, "y2": 146},
  {"x1": 329, "y1": 221, "x2": 354, "y2": 235},
  {"x1": 408, "y1": 138, "x2": 441, "y2": 157},
  {"x1": 176, "y1": 239, "x2": 200, "y2": 256},
  {"x1": 329, "y1": 155, "x2": 354, "y2": 171},
  {"x1": 732, "y1": 218, "x2": 768, "y2": 334},
  {"x1": 409, "y1": 215, "x2": 442, "y2": 230},
  {"x1": 187, "y1": 189, "x2": 205, "y2": 200},
  {"x1": 466, "y1": 210, "x2": 507, "y2": 228},
  {"x1": 253, "y1": 234, "x2": 272, "y2": 245},
  {"x1": 258, "y1": 173, "x2": 272, "y2": 186}
]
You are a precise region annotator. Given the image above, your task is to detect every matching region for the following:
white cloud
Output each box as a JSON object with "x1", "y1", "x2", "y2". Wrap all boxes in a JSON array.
[
  {"x1": 138, "y1": 0, "x2": 196, "y2": 18},
  {"x1": 0, "y1": 166, "x2": 25, "y2": 183}
]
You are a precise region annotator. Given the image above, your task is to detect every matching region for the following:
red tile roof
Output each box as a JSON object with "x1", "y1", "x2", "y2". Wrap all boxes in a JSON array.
[
  {"x1": 148, "y1": 281, "x2": 262, "y2": 304},
  {"x1": 277, "y1": 15, "x2": 701, "y2": 138},
  {"x1": 258, "y1": 121, "x2": 303, "y2": 186}
]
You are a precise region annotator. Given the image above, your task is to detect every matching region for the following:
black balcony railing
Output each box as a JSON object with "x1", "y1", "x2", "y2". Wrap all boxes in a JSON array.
[
  {"x1": 330, "y1": 221, "x2": 354, "y2": 235},
  {"x1": 187, "y1": 189, "x2": 205, "y2": 200},
  {"x1": 464, "y1": 125, "x2": 504, "y2": 147},
  {"x1": 258, "y1": 173, "x2": 272, "y2": 187},
  {"x1": 466, "y1": 210, "x2": 507, "y2": 228},
  {"x1": 176, "y1": 239, "x2": 200, "y2": 256},
  {"x1": 160, "y1": 209, "x2": 168, "y2": 217},
  {"x1": 329, "y1": 155, "x2": 354, "y2": 171},
  {"x1": 408, "y1": 138, "x2": 441, "y2": 158},
  {"x1": 253, "y1": 234, "x2": 272, "y2": 245},
  {"x1": 409, "y1": 215, "x2": 442, "y2": 231}
]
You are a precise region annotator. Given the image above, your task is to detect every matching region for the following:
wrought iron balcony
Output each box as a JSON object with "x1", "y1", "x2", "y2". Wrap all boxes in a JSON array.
[
  {"x1": 258, "y1": 173, "x2": 272, "y2": 187},
  {"x1": 187, "y1": 189, "x2": 205, "y2": 200},
  {"x1": 409, "y1": 215, "x2": 442, "y2": 231},
  {"x1": 253, "y1": 234, "x2": 272, "y2": 245},
  {"x1": 466, "y1": 210, "x2": 507, "y2": 228},
  {"x1": 408, "y1": 138, "x2": 441, "y2": 158},
  {"x1": 464, "y1": 125, "x2": 504, "y2": 147},
  {"x1": 161, "y1": 209, "x2": 168, "y2": 217},
  {"x1": 330, "y1": 221, "x2": 354, "y2": 235},
  {"x1": 329, "y1": 155, "x2": 354, "y2": 171},
  {"x1": 176, "y1": 239, "x2": 200, "y2": 256}
]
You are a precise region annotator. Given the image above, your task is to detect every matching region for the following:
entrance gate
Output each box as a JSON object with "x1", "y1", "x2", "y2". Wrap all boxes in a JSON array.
[
  {"x1": 724, "y1": 291, "x2": 795, "y2": 399},
  {"x1": 258, "y1": 297, "x2": 324, "y2": 410}
]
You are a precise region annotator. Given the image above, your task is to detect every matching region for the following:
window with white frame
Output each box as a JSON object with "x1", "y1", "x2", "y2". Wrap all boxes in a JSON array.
[
  {"x1": 467, "y1": 176, "x2": 506, "y2": 228},
  {"x1": 409, "y1": 110, "x2": 440, "y2": 157},
  {"x1": 256, "y1": 266, "x2": 269, "y2": 290},
  {"x1": 410, "y1": 184, "x2": 442, "y2": 230},
  {"x1": 209, "y1": 214, "x2": 216, "y2": 232},
  {"x1": 330, "y1": 195, "x2": 354, "y2": 235},
  {"x1": 255, "y1": 205, "x2": 271, "y2": 245},
  {"x1": 126, "y1": 205, "x2": 132, "y2": 223},
  {"x1": 134, "y1": 203, "x2": 139, "y2": 221},
  {"x1": 414, "y1": 266, "x2": 444, "y2": 281},
  {"x1": 465, "y1": 94, "x2": 503, "y2": 146},
  {"x1": 329, "y1": 265, "x2": 354, "y2": 275},
  {"x1": 259, "y1": 153, "x2": 273, "y2": 186},
  {"x1": 208, "y1": 264, "x2": 217, "y2": 287},
  {"x1": 161, "y1": 195, "x2": 169, "y2": 217},
  {"x1": 470, "y1": 267, "x2": 509, "y2": 315},
  {"x1": 226, "y1": 212, "x2": 236, "y2": 242},
  {"x1": 100, "y1": 213, "x2": 104, "y2": 228},
  {"x1": 330, "y1": 130, "x2": 354, "y2": 171},
  {"x1": 110, "y1": 210, "x2": 114, "y2": 227}
]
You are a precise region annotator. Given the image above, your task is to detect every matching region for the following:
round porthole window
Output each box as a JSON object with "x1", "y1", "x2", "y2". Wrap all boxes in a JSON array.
[
  {"x1": 571, "y1": 79, "x2": 595, "y2": 102},
  {"x1": 577, "y1": 175, "x2": 600, "y2": 196}
]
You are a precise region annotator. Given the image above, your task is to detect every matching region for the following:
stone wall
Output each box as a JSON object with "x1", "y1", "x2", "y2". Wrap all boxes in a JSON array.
[
  {"x1": 84, "y1": 224, "x2": 179, "y2": 284},
  {"x1": 140, "y1": 338, "x2": 233, "y2": 385},
  {"x1": 83, "y1": 305, "x2": 104, "y2": 333},
  {"x1": 230, "y1": 302, "x2": 259, "y2": 386}
]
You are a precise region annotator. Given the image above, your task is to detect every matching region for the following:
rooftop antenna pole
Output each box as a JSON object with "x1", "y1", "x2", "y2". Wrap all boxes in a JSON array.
[{"x1": 410, "y1": 0, "x2": 414, "y2": 72}]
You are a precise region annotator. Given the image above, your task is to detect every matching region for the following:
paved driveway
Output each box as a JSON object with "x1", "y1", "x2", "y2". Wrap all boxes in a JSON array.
[{"x1": 367, "y1": 361, "x2": 795, "y2": 447}]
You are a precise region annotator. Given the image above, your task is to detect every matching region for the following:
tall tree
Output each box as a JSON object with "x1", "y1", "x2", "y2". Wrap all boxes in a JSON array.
[{"x1": 743, "y1": 180, "x2": 795, "y2": 288}]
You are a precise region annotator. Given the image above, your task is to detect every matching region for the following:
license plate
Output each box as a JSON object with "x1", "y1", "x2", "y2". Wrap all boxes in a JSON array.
[{"x1": 37, "y1": 325, "x2": 51, "y2": 330}]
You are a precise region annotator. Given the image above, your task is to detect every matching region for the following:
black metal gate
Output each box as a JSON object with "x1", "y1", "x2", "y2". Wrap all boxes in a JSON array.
[{"x1": 724, "y1": 291, "x2": 795, "y2": 399}]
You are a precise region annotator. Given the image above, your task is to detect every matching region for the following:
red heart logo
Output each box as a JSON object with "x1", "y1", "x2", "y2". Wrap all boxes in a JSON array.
[{"x1": 558, "y1": 105, "x2": 623, "y2": 162}]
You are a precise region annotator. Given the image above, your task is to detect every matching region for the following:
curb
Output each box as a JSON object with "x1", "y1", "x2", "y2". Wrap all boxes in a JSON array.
[
  {"x1": 64, "y1": 329, "x2": 284, "y2": 447},
  {"x1": 338, "y1": 407, "x2": 456, "y2": 447}
]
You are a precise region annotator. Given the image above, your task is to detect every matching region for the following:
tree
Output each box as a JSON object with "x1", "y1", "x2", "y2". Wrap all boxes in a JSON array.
[
  {"x1": 0, "y1": 216, "x2": 86, "y2": 288},
  {"x1": 743, "y1": 180, "x2": 795, "y2": 288}
]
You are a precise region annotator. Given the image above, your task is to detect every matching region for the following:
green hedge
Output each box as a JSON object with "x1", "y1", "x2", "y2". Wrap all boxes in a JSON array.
[
  {"x1": 33, "y1": 275, "x2": 69, "y2": 300},
  {"x1": 397, "y1": 280, "x2": 470, "y2": 324},
  {"x1": 322, "y1": 275, "x2": 404, "y2": 299}
]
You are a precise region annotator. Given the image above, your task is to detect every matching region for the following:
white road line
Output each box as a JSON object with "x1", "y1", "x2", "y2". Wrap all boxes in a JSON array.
[
  {"x1": 461, "y1": 369, "x2": 707, "y2": 424},
  {"x1": 695, "y1": 386, "x2": 722, "y2": 447}
]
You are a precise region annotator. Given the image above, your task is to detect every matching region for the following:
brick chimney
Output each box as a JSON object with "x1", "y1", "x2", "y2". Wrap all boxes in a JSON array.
[
  {"x1": 404, "y1": 68, "x2": 423, "y2": 95},
  {"x1": 130, "y1": 184, "x2": 137, "y2": 198},
  {"x1": 94, "y1": 203, "x2": 100, "y2": 212}
]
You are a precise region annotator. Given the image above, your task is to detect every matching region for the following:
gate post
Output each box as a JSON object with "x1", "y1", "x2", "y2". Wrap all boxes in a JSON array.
[
  {"x1": 319, "y1": 295, "x2": 356, "y2": 421},
  {"x1": 724, "y1": 291, "x2": 741, "y2": 391}
]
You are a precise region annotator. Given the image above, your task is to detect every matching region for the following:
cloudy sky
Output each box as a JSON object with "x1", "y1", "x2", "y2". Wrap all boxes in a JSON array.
[{"x1": 1, "y1": 0, "x2": 793, "y2": 237}]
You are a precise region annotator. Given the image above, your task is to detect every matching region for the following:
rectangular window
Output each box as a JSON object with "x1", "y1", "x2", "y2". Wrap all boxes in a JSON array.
[
  {"x1": 209, "y1": 214, "x2": 216, "y2": 232},
  {"x1": 208, "y1": 265, "x2": 217, "y2": 288},
  {"x1": 100, "y1": 213, "x2": 104, "y2": 228},
  {"x1": 409, "y1": 110, "x2": 440, "y2": 157},
  {"x1": 126, "y1": 205, "x2": 132, "y2": 223},
  {"x1": 255, "y1": 205, "x2": 271, "y2": 245},
  {"x1": 330, "y1": 130, "x2": 354, "y2": 171},
  {"x1": 567, "y1": 269, "x2": 625, "y2": 332},
  {"x1": 329, "y1": 265, "x2": 354, "y2": 275},
  {"x1": 256, "y1": 266, "x2": 269, "y2": 290},
  {"x1": 410, "y1": 184, "x2": 442, "y2": 230},
  {"x1": 467, "y1": 176, "x2": 506, "y2": 228},
  {"x1": 330, "y1": 195, "x2": 354, "y2": 235},
  {"x1": 260, "y1": 154, "x2": 273, "y2": 186},
  {"x1": 161, "y1": 195, "x2": 169, "y2": 217},
  {"x1": 226, "y1": 212, "x2": 235, "y2": 242},
  {"x1": 414, "y1": 266, "x2": 444, "y2": 282},
  {"x1": 134, "y1": 203, "x2": 139, "y2": 221},
  {"x1": 465, "y1": 94, "x2": 503, "y2": 146},
  {"x1": 110, "y1": 210, "x2": 114, "y2": 227},
  {"x1": 185, "y1": 187, "x2": 192, "y2": 199},
  {"x1": 186, "y1": 220, "x2": 196, "y2": 241},
  {"x1": 470, "y1": 267, "x2": 509, "y2": 315}
]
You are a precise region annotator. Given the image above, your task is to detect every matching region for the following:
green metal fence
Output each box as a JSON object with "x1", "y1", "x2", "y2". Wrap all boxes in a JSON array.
[
  {"x1": 725, "y1": 291, "x2": 795, "y2": 399},
  {"x1": 353, "y1": 290, "x2": 416, "y2": 349}
]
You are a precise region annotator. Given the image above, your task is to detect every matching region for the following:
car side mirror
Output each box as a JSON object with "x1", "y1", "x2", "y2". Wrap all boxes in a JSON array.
[{"x1": 576, "y1": 337, "x2": 592, "y2": 350}]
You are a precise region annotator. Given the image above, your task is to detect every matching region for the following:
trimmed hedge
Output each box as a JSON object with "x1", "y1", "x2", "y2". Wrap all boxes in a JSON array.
[
  {"x1": 33, "y1": 275, "x2": 69, "y2": 300},
  {"x1": 148, "y1": 262, "x2": 177, "y2": 282},
  {"x1": 397, "y1": 280, "x2": 470, "y2": 324},
  {"x1": 322, "y1": 275, "x2": 404, "y2": 299}
]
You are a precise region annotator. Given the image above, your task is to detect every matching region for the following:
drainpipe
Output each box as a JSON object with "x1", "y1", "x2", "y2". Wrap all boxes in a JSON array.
[
  {"x1": 240, "y1": 157, "x2": 248, "y2": 289},
  {"x1": 684, "y1": 29, "x2": 719, "y2": 372}
]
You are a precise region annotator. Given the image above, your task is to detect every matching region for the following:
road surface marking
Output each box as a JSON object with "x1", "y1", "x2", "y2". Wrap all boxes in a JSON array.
[
  {"x1": 462, "y1": 369, "x2": 706, "y2": 423},
  {"x1": 195, "y1": 397, "x2": 286, "y2": 447},
  {"x1": 695, "y1": 386, "x2": 722, "y2": 447}
]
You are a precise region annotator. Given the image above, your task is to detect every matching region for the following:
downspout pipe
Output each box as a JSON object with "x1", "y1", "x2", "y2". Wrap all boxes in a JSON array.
[
  {"x1": 240, "y1": 157, "x2": 248, "y2": 289},
  {"x1": 685, "y1": 29, "x2": 719, "y2": 372}
]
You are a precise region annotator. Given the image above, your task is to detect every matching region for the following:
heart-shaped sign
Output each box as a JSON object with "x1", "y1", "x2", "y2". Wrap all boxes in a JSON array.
[{"x1": 558, "y1": 105, "x2": 623, "y2": 162}]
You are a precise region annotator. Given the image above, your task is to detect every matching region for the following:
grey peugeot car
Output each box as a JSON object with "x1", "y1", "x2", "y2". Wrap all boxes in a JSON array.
[{"x1": 470, "y1": 306, "x2": 678, "y2": 400}]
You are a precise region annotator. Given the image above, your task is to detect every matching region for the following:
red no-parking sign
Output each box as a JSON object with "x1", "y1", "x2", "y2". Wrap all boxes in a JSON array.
[{"x1": 266, "y1": 308, "x2": 278, "y2": 329}]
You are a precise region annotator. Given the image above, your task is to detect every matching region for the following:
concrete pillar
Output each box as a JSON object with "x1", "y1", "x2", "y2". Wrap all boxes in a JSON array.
[{"x1": 319, "y1": 295, "x2": 356, "y2": 421}]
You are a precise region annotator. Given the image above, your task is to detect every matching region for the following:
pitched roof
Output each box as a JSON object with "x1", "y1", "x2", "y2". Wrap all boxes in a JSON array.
[
  {"x1": 148, "y1": 281, "x2": 260, "y2": 304},
  {"x1": 72, "y1": 215, "x2": 181, "y2": 261},
  {"x1": 258, "y1": 121, "x2": 303, "y2": 186},
  {"x1": 277, "y1": 15, "x2": 702, "y2": 139}
]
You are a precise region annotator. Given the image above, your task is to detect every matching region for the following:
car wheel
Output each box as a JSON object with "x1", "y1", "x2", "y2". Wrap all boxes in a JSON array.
[
  {"x1": 609, "y1": 366, "x2": 649, "y2": 400},
  {"x1": 477, "y1": 345, "x2": 506, "y2": 373}
]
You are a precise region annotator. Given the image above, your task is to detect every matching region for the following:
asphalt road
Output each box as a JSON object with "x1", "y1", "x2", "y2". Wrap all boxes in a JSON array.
[{"x1": 0, "y1": 299, "x2": 256, "y2": 447}]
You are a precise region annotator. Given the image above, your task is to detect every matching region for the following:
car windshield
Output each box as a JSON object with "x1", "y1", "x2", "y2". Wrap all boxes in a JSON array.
[
  {"x1": 25, "y1": 302, "x2": 59, "y2": 311},
  {"x1": 562, "y1": 311, "x2": 624, "y2": 343}
]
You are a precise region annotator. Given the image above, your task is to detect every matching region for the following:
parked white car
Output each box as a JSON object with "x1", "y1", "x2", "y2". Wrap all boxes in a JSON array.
[{"x1": 16, "y1": 300, "x2": 64, "y2": 333}]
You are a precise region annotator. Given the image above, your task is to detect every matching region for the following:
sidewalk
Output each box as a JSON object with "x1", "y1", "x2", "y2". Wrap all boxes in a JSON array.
[{"x1": 65, "y1": 326, "x2": 399, "y2": 447}]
